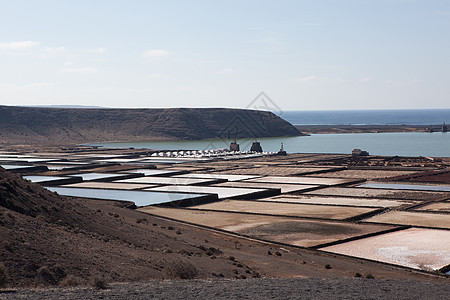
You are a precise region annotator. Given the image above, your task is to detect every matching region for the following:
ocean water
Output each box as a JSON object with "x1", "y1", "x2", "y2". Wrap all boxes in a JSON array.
[
  {"x1": 280, "y1": 109, "x2": 450, "y2": 125},
  {"x1": 89, "y1": 109, "x2": 450, "y2": 157},
  {"x1": 90, "y1": 132, "x2": 450, "y2": 157}
]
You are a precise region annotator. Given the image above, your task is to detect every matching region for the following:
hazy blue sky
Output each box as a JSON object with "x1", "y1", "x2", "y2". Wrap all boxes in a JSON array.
[{"x1": 1, "y1": 0, "x2": 449, "y2": 110}]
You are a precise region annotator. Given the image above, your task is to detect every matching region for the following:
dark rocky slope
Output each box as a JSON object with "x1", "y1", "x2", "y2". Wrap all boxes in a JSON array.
[{"x1": 0, "y1": 106, "x2": 302, "y2": 145}]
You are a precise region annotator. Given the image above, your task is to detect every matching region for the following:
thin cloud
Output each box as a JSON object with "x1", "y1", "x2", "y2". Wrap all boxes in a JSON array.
[
  {"x1": 86, "y1": 47, "x2": 106, "y2": 54},
  {"x1": 42, "y1": 46, "x2": 67, "y2": 54},
  {"x1": 142, "y1": 49, "x2": 170, "y2": 61},
  {"x1": 148, "y1": 73, "x2": 169, "y2": 79},
  {"x1": 61, "y1": 67, "x2": 98, "y2": 74},
  {"x1": 0, "y1": 41, "x2": 39, "y2": 50},
  {"x1": 26, "y1": 82, "x2": 55, "y2": 88},
  {"x1": 215, "y1": 68, "x2": 235, "y2": 75},
  {"x1": 291, "y1": 75, "x2": 345, "y2": 82},
  {"x1": 359, "y1": 77, "x2": 371, "y2": 83},
  {"x1": 385, "y1": 79, "x2": 420, "y2": 87}
]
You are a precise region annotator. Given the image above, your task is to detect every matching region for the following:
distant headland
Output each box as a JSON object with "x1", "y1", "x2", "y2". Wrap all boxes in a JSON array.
[{"x1": 0, "y1": 105, "x2": 304, "y2": 146}]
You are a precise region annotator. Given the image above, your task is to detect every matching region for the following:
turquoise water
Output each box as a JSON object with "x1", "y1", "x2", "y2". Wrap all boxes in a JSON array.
[{"x1": 89, "y1": 132, "x2": 450, "y2": 157}]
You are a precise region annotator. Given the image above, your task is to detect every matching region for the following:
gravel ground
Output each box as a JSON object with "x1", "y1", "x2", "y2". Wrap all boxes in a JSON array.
[{"x1": 1, "y1": 278, "x2": 449, "y2": 300}]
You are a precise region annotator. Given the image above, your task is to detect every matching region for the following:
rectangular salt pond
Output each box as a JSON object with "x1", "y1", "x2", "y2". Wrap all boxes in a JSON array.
[
  {"x1": 321, "y1": 228, "x2": 450, "y2": 271},
  {"x1": 416, "y1": 201, "x2": 450, "y2": 213},
  {"x1": 47, "y1": 187, "x2": 211, "y2": 207},
  {"x1": 261, "y1": 196, "x2": 417, "y2": 208},
  {"x1": 191, "y1": 200, "x2": 378, "y2": 220},
  {"x1": 63, "y1": 182, "x2": 156, "y2": 190},
  {"x1": 246, "y1": 176, "x2": 358, "y2": 186},
  {"x1": 304, "y1": 187, "x2": 449, "y2": 201},
  {"x1": 66, "y1": 173, "x2": 136, "y2": 181},
  {"x1": 117, "y1": 176, "x2": 222, "y2": 185},
  {"x1": 125, "y1": 169, "x2": 183, "y2": 177},
  {"x1": 138, "y1": 206, "x2": 395, "y2": 248},
  {"x1": 23, "y1": 175, "x2": 80, "y2": 185},
  {"x1": 358, "y1": 182, "x2": 450, "y2": 192},
  {"x1": 145, "y1": 185, "x2": 269, "y2": 199},
  {"x1": 213, "y1": 182, "x2": 319, "y2": 194},
  {"x1": 366, "y1": 211, "x2": 450, "y2": 229},
  {"x1": 1, "y1": 164, "x2": 36, "y2": 170},
  {"x1": 173, "y1": 173, "x2": 262, "y2": 182}
]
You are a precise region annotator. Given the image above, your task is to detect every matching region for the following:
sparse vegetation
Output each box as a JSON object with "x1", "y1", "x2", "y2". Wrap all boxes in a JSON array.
[
  {"x1": 90, "y1": 276, "x2": 109, "y2": 290},
  {"x1": 165, "y1": 260, "x2": 198, "y2": 279},
  {"x1": 59, "y1": 275, "x2": 83, "y2": 287}
]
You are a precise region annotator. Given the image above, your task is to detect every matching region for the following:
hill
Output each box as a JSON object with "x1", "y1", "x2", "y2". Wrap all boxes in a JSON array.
[
  {"x1": 1, "y1": 166, "x2": 441, "y2": 288},
  {"x1": 0, "y1": 106, "x2": 302, "y2": 145}
]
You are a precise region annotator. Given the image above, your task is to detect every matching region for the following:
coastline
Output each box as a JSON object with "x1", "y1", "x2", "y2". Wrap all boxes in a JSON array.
[{"x1": 295, "y1": 124, "x2": 447, "y2": 134}]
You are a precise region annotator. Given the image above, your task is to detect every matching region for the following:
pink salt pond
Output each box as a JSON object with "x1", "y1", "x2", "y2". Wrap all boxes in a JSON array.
[{"x1": 321, "y1": 228, "x2": 450, "y2": 271}]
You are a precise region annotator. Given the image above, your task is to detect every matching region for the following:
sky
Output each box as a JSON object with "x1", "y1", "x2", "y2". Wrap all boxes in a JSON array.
[{"x1": 0, "y1": 0, "x2": 449, "y2": 111}]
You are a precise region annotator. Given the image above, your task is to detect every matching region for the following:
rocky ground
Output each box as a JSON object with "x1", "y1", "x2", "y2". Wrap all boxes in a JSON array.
[{"x1": 1, "y1": 278, "x2": 449, "y2": 299}]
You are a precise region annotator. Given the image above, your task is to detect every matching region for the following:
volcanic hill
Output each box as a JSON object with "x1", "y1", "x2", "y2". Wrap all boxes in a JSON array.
[{"x1": 0, "y1": 106, "x2": 302, "y2": 145}]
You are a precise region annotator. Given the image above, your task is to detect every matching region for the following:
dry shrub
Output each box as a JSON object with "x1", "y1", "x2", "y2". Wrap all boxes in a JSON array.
[
  {"x1": 59, "y1": 275, "x2": 83, "y2": 287},
  {"x1": 90, "y1": 276, "x2": 109, "y2": 290},
  {"x1": 37, "y1": 266, "x2": 55, "y2": 284},
  {"x1": 165, "y1": 259, "x2": 198, "y2": 279}
]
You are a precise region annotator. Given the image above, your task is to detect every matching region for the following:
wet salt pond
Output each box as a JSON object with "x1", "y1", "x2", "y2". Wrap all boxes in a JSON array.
[
  {"x1": 321, "y1": 228, "x2": 450, "y2": 271},
  {"x1": 46, "y1": 187, "x2": 213, "y2": 207},
  {"x1": 116, "y1": 176, "x2": 224, "y2": 186},
  {"x1": 124, "y1": 169, "x2": 183, "y2": 176},
  {"x1": 63, "y1": 182, "x2": 157, "y2": 190},
  {"x1": 145, "y1": 185, "x2": 270, "y2": 199},
  {"x1": 358, "y1": 182, "x2": 450, "y2": 192},
  {"x1": 173, "y1": 173, "x2": 262, "y2": 182},
  {"x1": 245, "y1": 176, "x2": 358, "y2": 186},
  {"x1": 213, "y1": 181, "x2": 319, "y2": 193},
  {"x1": 23, "y1": 175, "x2": 81, "y2": 185},
  {"x1": 66, "y1": 173, "x2": 136, "y2": 182}
]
